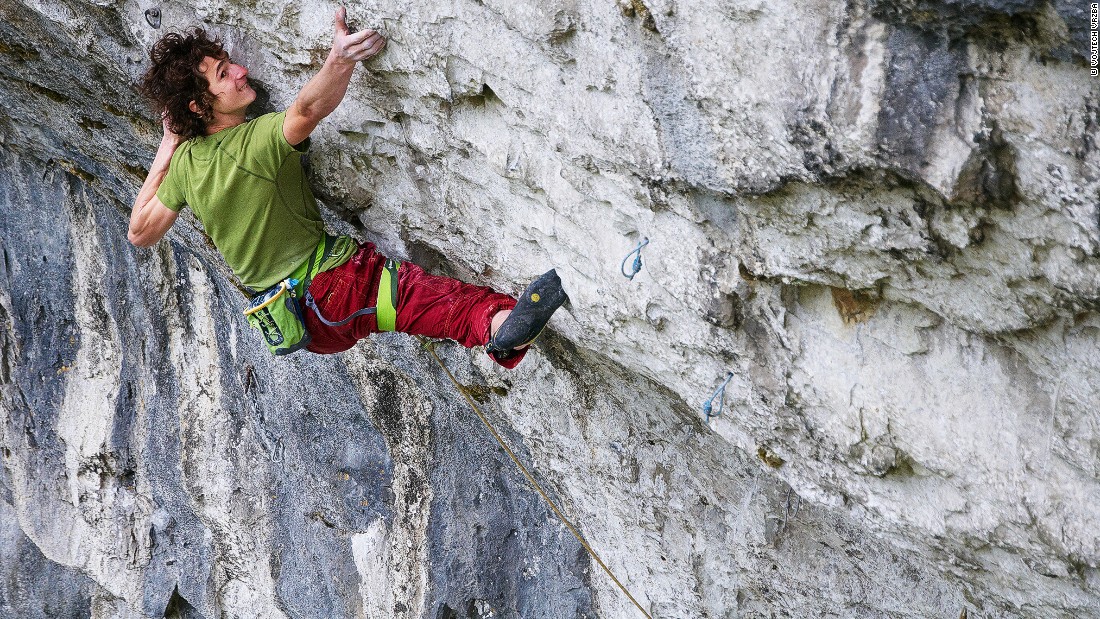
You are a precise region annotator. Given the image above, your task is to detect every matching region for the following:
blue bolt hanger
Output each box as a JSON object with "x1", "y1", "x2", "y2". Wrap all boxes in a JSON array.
[
  {"x1": 702, "y1": 372, "x2": 734, "y2": 424},
  {"x1": 621, "y1": 237, "x2": 650, "y2": 280}
]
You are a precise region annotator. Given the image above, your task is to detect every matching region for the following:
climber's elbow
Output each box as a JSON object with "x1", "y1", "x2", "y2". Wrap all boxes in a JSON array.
[
  {"x1": 284, "y1": 101, "x2": 324, "y2": 147},
  {"x1": 128, "y1": 196, "x2": 179, "y2": 248}
]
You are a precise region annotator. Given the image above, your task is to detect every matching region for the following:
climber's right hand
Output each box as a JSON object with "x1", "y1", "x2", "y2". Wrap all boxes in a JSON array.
[
  {"x1": 330, "y1": 6, "x2": 386, "y2": 65},
  {"x1": 160, "y1": 110, "x2": 182, "y2": 146}
]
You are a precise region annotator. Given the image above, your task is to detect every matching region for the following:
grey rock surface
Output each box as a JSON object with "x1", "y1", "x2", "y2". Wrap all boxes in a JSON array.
[
  {"x1": 0, "y1": 0, "x2": 1098, "y2": 617},
  {"x1": 0, "y1": 496, "x2": 95, "y2": 618}
]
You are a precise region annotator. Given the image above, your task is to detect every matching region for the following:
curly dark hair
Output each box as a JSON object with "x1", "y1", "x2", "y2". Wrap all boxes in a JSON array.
[{"x1": 139, "y1": 28, "x2": 228, "y2": 140}]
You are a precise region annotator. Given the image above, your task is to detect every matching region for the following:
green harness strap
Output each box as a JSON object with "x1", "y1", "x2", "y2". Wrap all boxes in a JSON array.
[
  {"x1": 376, "y1": 259, "x2": 400, "y2": 332},
  {"x1": 303, "y1": 255, "x2": 401, "y2": 332}
]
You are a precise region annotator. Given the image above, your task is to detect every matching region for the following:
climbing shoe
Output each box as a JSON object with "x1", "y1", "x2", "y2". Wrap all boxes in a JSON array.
[{"x1": 488, "y1": 269, "x2": 568, "y2": 356}]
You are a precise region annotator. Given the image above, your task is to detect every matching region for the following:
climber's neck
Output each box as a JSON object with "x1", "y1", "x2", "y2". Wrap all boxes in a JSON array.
[{"x1": 204, "y1": 111, "x2": 248, "y2": 136}]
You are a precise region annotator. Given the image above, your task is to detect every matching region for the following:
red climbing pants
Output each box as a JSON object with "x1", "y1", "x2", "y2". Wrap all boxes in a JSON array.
[{"x1": 304, "y1": 241, "x2": 528, "y2": 369}]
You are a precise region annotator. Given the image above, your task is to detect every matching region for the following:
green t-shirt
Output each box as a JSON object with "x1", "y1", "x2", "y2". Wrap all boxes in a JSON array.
[{"x1": 156, "y1": 111, "x2": 324, "y2": 291}]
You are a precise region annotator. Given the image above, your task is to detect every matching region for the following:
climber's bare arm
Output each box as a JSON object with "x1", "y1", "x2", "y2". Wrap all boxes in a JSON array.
[
  {"x1": 128, "y1": 122, "x2": 181, "y2": 247},
  {"x1": 129, "y1": 195, "x2": 178, "y2": 248},
  {"x1": 284, "y1": 6, "x2": 386, "y2": 146}
]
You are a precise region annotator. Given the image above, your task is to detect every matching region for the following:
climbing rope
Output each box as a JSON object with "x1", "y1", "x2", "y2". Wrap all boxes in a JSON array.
[
  {"x1": 620, "y1": 238, "x2": 650, "y2": 280},
  {"x1": 417, "y1": 336, "x2": 653, "y2": 619},
  {"x1": 702, "y1": 372, "x2": 734, "y2": 424}
]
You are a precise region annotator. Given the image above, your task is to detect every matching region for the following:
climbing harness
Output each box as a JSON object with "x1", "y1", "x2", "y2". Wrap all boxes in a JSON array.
[
  {"x1": 304, "y1": 258, "x2": 400, "y2": 331},
  {"x1": 702, "y1": 372, "x2": 734, "y2": 424},
  {"x1": 243, "y1": 235, "x2": 400, "y2": 355},
  {"x1": 620, "y1": 238, "x2": 649, "y2": 280},
  {"x1": 417, "y1": 337, "x2": 653, "y2": 619}
]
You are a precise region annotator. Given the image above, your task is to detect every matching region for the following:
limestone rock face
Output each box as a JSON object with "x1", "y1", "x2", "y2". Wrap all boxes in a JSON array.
[{"x1": 0, "y1": 0, "x2": 1097, "y2": 617}]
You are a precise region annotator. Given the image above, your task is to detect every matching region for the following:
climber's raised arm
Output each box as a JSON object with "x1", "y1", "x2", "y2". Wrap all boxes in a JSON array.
[
  {"x1": 128, "y1": 116, "x2": 182, "y2": 247},
  {"x1": 283, "y1": 6, "x2": 386, "y2": 146}
]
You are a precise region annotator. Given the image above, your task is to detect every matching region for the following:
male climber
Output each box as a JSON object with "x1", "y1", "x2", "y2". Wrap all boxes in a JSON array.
[{"x1": 127, "y1": 8, "x2": 566, "y2": 367}]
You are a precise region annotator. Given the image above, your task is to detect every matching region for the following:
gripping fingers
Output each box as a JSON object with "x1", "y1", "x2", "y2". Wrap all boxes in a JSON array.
[
  {"x1": 349, "y1": 33, "x2": 386, "y2": 60},
  {"x1": 347, "y1": 28, "x2": 375, "y2": 44},
  {"x1": 347, "y1": 30, "x2": 379, "y2": 49},
  {"x1": 364, "y1": 36, "x2": 386, "y2": 58}
]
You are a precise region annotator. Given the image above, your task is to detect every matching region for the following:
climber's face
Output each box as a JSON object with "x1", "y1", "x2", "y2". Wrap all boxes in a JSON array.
[{"x1": 195, "y1": 54, "x2": 256, "y2": 116}]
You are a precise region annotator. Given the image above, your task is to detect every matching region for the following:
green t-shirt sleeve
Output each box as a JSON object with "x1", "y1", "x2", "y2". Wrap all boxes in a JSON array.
[
  {"x1": 244, "y1": 111, "x2": 310, "y2": 180},
  {"x1": 155, "y1": 150, "x2": 186, "y2": 212}
]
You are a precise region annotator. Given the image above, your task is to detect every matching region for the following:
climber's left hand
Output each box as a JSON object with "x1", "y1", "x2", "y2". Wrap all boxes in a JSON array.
[{"x1": 330, "y1": 6, "x2": 386, "y2": 65}]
